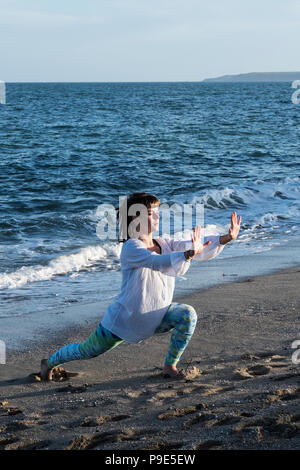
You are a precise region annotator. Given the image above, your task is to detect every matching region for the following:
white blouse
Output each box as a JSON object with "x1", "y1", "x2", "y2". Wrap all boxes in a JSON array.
[{"x1": 101, "y1": 235, "x2": 225, "y2": 343}]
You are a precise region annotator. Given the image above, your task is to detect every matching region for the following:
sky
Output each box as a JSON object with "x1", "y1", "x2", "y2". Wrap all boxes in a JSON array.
[{"x1": 0, "y1": 0, "x2": 299, "y2": 82}]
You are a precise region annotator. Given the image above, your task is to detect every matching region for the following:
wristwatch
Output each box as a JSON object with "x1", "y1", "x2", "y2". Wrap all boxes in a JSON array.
[{"x1": 184, "y1": 249, "x2": 195, "y2": 261}]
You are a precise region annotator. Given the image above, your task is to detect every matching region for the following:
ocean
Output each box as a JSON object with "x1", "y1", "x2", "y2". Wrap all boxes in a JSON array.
[{"x1": 0, "y1": 82, "x2": 299, "y2": 348}]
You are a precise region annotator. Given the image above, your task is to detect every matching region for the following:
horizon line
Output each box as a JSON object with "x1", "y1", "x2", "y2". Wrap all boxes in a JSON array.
[{"x1": 5, "y1": 71, "x2": 300, "y2": 84}]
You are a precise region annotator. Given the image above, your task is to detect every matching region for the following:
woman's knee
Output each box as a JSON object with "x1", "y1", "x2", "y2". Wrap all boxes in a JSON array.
[{"x1": 181, "y1": 304, "x2": 197, "y2": 325}]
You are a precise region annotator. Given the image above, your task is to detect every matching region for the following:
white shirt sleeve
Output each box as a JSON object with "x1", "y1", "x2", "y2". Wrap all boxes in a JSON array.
[
  {"x1": 121, "y1": 239, "x2": 190, "y2": 277},
  {"x1": 170, "y1": 235, "x2": 225, "y2": 261}
]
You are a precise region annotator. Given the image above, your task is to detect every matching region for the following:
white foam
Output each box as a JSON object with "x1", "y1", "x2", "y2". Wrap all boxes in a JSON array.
[
  {"x1": 259, "y1": 213, "x2": 281, "y2": 225},
  {"x1": 179, "y1": 176, "x2": 300, "y2": 214},
  {"x1": 0, "y1": 243, "x2": 122, "y2": 290}
]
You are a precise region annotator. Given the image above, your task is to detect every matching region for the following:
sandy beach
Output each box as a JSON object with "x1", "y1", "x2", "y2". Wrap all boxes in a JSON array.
[{"x1": 1, "y1": 265, "x2": 300, "y2": 451}]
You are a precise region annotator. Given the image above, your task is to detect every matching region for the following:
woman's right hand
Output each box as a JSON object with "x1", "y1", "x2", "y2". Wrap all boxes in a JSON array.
[{"x1": 191, "y1": 225, "x2": 211, "y2": 256}]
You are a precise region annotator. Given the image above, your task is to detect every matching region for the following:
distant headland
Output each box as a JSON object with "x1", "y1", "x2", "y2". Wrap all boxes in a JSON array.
[{"x1": 203, "y1": 72, "x2": 300, "y2": 82}]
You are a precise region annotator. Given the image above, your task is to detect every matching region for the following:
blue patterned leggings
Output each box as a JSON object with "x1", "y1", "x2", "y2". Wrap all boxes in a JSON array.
[{"x1": 47, "y1": 302, "x2": 197, "y2": 369}]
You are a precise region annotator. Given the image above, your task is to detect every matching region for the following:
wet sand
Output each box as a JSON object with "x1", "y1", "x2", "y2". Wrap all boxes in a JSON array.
[{"x1": 1, "y1": 266, "x2": 300, "y2": 450}]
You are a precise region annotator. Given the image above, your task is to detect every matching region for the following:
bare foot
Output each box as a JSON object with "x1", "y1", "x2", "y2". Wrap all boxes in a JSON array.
[
  {"x1": 40, "y1": 359, "x2": 54, "y2": 381},
  {"x1": 162, "y1": 364, "x2": 185, "y2": 379}
]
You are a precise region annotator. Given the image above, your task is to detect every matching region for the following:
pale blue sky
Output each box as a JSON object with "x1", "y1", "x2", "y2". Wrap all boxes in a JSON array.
[{"x1": 1, "y1": 0, "x2": 299, "y2": 82}]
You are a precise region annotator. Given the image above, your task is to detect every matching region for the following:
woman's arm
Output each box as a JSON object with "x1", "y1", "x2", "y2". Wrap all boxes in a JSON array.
[
  {"x1": 171, "y1": 212, "x2": 242, "y2": 261},
  {"x1": 170, "y1": 235, "x2": 224, "y2": 261},
  {"x1": 121, "y1": 238, "x2": 191, "y2": 277}
]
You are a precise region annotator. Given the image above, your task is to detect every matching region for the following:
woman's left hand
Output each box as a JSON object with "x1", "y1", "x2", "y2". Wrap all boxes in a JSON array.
[{"x1": 228, "y1": 211, "x2": 242, "y2": 240}]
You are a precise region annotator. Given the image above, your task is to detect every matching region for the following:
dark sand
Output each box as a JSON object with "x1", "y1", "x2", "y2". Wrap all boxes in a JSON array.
[{"x1": 1, "y1": 266, "x2": 300, "y2": 450}]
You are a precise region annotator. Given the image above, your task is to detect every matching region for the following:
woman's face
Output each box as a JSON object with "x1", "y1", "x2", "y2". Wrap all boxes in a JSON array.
[
  {"x1": 131, "y1": 203, "x2": 160, "y2": 236},
  {"x1": 147, "y1": 204, "x2": 160, "y2": 233}
]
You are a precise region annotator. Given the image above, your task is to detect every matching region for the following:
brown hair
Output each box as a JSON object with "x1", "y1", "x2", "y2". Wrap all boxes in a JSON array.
[{"x1": 117, "y1": 192, "x2": 160, "y2": 242}]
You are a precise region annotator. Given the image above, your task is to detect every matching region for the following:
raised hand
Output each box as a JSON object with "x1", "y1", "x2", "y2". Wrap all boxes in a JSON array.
[
  {"x1": 228, "y1": 211, "x2": 242, "y2": 240},
  {"x1": 191, "y1": 225, "x2": 211, "y2": 255}
]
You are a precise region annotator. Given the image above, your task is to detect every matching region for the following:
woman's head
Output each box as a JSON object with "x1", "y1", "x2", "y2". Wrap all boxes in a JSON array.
[{"x1": 117, "y1": 192, "x2": 160, "y2": 242}]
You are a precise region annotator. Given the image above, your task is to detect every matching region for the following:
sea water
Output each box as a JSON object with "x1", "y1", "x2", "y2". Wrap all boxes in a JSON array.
[{"x1": 0, "y1": 82, "x2": 299, "y2": 348}]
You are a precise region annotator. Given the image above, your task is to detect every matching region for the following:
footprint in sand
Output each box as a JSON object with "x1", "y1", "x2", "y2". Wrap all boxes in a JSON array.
[
  {"x1": 270, "y1": 371, "x2": 300, "y2": 382},
  {"x1": 4, "y1": 439, "x2": 50, "y2": 450},
  {"x1": 241, "y1": 352, "x2": 272, "y2": 360},
  {"x1": 241, "y1": 351, "x2": 287, "y2": 362},
  {"x1": 66, "y1": 427, "x2": 158, "y2": 450},
  {"x1": 232, "y1": 369, "x2": 254, "y2": 380},
  {"x1": 203, "y1": 385, "x2": 236, "y2": 395},
  {"x1": 0, "y1": 437, "x2": 19, "y2": 450},
  {"x1": 242, "y1": 352, "x2": 290, "y2": 368},
  {"x1": 266, "y1": 387, "x2": 300, "y2": 404},
  {"x1": 232, "y1": 364, "x2": 270, "y2": 380},
  {"x1": 155, "y1": 390, "x2": 178, "y2": 399},
  {"x1": 194, "y1": 440, "x2": 223, "y2": 450},
  {"x1": 183, "y1": 412, "x2": 241, "y2": 429},
  {"x1": 0, "y1": 402, "x2": 23, "y2": 417},
  {"x1": 247, "y1": 364, "x2": 271, "y2": 375},
  {"x1": 157, "y1": 403, "x2": 204, "y2": 420},
  {"x1": 3, "y1": 421, "x2": 33, "y2": 433},
  {"x1": 123, "y1": 389, "x2": 151, "y2": 399},
  {"x1": 142, "y1": 440, "x2": 184, "y2": 450},
  {"x1": 205, "y1": 414, "x2": 241, "y2": 428},
  {"x1": 233, "y1": 413, "x2": 299, "y2": 439},
  {"x1": 177, "y1": 386, "x2": 199, "y2": 395},
  {"x1": 146, "y1": 388, "x2": 179, "y2": 403},
  {"x1": 184, "y1": 366, "x2": 202, "y2": 380},
  {"x1": 124, "y1": 390, "x2": 143, "y2": 398},
  {"x1": 81, "y1": 414, "x2": 130, "y2": 427},
  {"x1": 264, "y1": 355, "x2": 290, "y2": 368},
  {"x1": 182, "y1": 412, "x2": 216, "y2": 429}
]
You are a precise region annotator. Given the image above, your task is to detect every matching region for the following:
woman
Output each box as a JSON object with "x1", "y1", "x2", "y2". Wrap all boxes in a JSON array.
[{"x1": 41, "y1": 192, "x2": 241, "y2": 380}]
